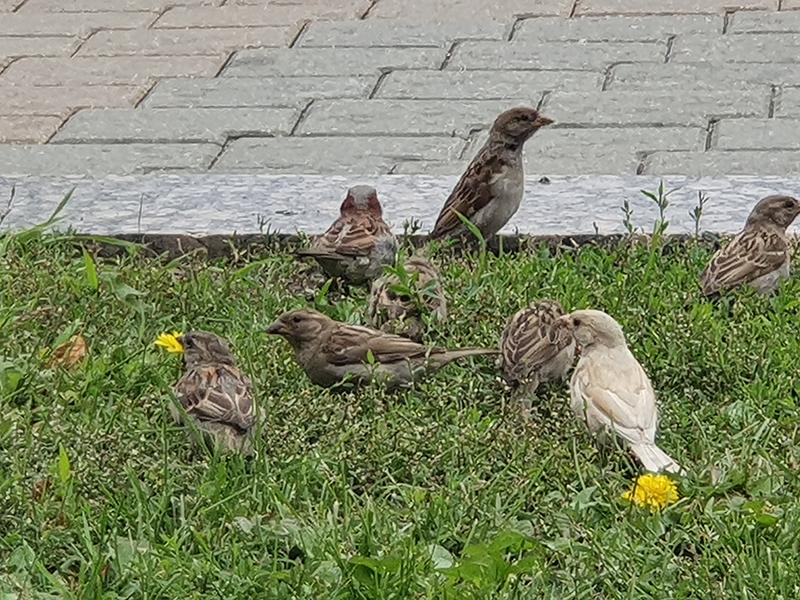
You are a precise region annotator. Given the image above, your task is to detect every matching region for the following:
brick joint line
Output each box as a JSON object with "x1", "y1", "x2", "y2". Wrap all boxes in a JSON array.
[
  {"x1": 664, "y1": 35, "x2": 676, "y2": 63},
  {"x1": 369, "y1": 71, "x2": 391, "y2": 99},
  {"x1": 768, "y1": 86, "x2": 778, "y2": 118},
  {"x1": 440, "y1": 40, "x2": 459, "y2": 70},
  {"x1": 704, "y1": 118, "x2": 720, "y2": 151},
  {"x1": 508, "y1": 17, "x2": 526, "y2": 41},
  {"x1": 722, "y1": 10, "x2": 735, "y2": 34},
  {"x1": 289, "y1": 100, "x2": 315, "y2": 136},
  {"x1": 569, "y1": 0, "x2": 580, "y2": 18},
  {"x1": 360, "y1": 0, "x2": 381, "y2": 20},
  {"x1": 289, "y1": 21, "x2": 310, "y2": 48}
]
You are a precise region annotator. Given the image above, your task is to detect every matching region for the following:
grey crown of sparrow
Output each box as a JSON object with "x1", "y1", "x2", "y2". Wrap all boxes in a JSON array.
[
  {"x1": 429, "y1": 106, "x2": 553, "y2": 241},
  {"x1": 266, "y1": 308, "x2": 496, "y2": 391},
  {"x1": 560, "y1": 310, "x2": 682, "y2": 474},
  {"x1": 701, "y1": 195, "x2": 800, "y2": 296},
  {"x1": 172, "y1": 331, "x2": 257, "y2": 454},
  {"x1": 367, "y1": 253, "x2": 447, "y2": 343},
  {"x1": 296, "y1": 185, "x2": 398, "y2": 286},
  {"x1": 500, "y1": 299, "x2": 576, "y2": 415}
]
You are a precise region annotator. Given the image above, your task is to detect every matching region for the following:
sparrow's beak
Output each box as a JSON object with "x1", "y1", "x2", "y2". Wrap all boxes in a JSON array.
[
  {"x1": 265, "y1": 321, "x2": 286, "y2": 336},
  {"x1": 557, "y1": 315, "x2": 573, "y2": 329},
  {"x1": 534, "y1": 115, "x2": 554, "y2": 128}
]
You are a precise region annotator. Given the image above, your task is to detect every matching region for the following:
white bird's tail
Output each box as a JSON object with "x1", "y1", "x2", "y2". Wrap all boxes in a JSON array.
[{"x1": 630, "y1": 443, "x2": 683, "y2": 474}]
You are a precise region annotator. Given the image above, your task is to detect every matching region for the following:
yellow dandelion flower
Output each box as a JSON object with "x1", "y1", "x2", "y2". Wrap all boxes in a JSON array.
[
  {"x1": 155, "y1": 331, "x2": 184, "y2": 354},
  {"x1": 621, "y1": 474, "x2": 679, "y2": 512}
]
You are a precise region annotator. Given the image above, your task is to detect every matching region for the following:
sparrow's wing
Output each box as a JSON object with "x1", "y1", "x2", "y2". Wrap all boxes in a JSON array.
[
  {"x1": 301, "y1": 215, "x2": 392, "y2": 258},
  {"x1": 174, "y1": 365, "x2": 255, "y2": 432},
  {"x1": 573, "y1": 353, "x2": 657, "y2": 445},
  {"x1": 701, "y1": 228, "x2": 788, "y2": 294},
  {"x1": 430, "y1": 151, "x2": 506, "y2": 239},
  {"x1": 322, "y1": 324, "x2": 433, "y2": 365},
  {"x1": 501, "y1": 309, "x2": 573, "y2": 381}
]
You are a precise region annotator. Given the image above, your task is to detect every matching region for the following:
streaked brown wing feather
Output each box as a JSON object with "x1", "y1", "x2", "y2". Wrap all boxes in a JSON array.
[
  {"x1": 430, "y1": 150, "x2": 504, "y2": 239},
  {"x1": 701, "y1": 228, "x2": 788, "y2": 294},
  {"x1": 174, "y1": 365, "x2": 255, "y2": 432},
  {"x1": 501, "y1": 306, "x2": 570, "y2": 381},
  {"x1": 310, "y1": 214, "x2": 391, "y2": 257},
  {"x1": 322, "y1": 324, "x2": 437, "y2": 365}
]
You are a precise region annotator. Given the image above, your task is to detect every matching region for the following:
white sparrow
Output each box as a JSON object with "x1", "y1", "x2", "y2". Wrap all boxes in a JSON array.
[
  {"x1": 367, "y1": 253, "x2": 447, "y2": 343},
  {"x1": 297, "y1": 185, "x2": 398, "y2": 285},
  {"x1": 701, "y1": 195, "x2": 800, "y2": 296},
  {"x1": 429, "y1": 107, "x2": 553, "y2": 241},
  {"x1": 500, "y1": 299, "x2": 575, "y2": 415},
  {"x1": 560, "y1": 310, "x2": 682, "y2": 474},
  {"x1": 172, "y1": 331, "x2": 256, "y2": 454},
  {"x1": 266, "y1": 308, "x2": 496, "y2": 390}
]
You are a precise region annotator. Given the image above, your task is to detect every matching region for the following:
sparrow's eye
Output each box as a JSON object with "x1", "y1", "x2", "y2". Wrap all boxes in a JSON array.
[
  {"x1": 573, "y1": 319, "x2": 582, "y2": 327},
  {"x1": 785, "y1": 199, "x2": 796, "y2": 208},
  {"x1": 292, "y1": 315, "x2": 302, "y2": 324}
]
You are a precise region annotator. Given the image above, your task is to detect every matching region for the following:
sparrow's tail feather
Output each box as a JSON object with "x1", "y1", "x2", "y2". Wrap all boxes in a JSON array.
[
  {"x1": 429, "y1": 347, "x2": 499, "y2": 370},
  {"x1": 630, "y1": 442, "x2": 683, "y2": 474}
]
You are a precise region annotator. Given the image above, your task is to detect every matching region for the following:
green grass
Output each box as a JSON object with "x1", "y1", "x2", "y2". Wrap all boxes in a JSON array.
[{"x1": 2, "y1": 231, "x2": 800, "y2": 599}]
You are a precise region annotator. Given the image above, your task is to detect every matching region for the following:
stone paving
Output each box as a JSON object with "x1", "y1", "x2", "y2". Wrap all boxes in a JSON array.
[{"x1": 1, "y1": 0, "x2": 800, "y2": 178}]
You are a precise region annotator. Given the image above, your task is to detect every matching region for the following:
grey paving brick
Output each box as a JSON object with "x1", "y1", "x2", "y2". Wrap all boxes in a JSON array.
[
  {"x1": 609, "y1": 62, "x2": 800, "y2": 90},
  {"x1": 0, "y1": 143, "x2": 219, "y2": 176},
  {"x1": 223, "y1": 47, "x2": 446, "y2": 77},
  {"x1": 52, "y1": 107, "x2": 297, "y2": 144},
  {"x1": 376, "y1": 70, "x2": 601, "y2": 99},
  {"x1": 716, "y1": 119, "x2": 800, "y2": 150},
  {"x1": 298, "y1": 20, "x2": 509, "y2": 48},
  {"x1": 439, "y1": 125, "x2": 704, "y2": 175},
  {"x1": 729, "y1": 10, "x2": 800, "y2": 33},
  {"x1": 212, "y1": 136, "x2": 466, "y2": 174},
  {"x1": 643, "y1": 150, "x2": 800, "y2": 176},
  {"x1": 671, "y1": 33, "x2": 800, "y2": 63},
  {"x1": 143, "y1": 76, "x2": 376, "y2": 108},
  {"x1": 297, "y1": 99, "x2": 535, "y2": 137},
  {"x1": 514, "y1": 14, "x2": 721, "y2": 42},
  {"x1": 449, "y1": 40, "x2": 666, "y2": 71},
  {"x1": 776, "y1": 87, "x2": 800, "y2": 118},
  {"x1": 0, "y1": 36, "x2": 79, "y2": 59},
  {"x1": 544, "y1": 89, "x2": 768, "y2": 127}
]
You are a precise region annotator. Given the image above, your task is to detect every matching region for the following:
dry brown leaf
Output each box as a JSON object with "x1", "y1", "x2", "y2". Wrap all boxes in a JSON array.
[{"x1": 48, "y1": 335, "x2": 88, "y2": 369}]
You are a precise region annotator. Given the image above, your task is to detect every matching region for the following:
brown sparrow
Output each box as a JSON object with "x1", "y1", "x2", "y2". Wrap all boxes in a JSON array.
[
  {"x1": 701, "y1": 195, "x2": 800, "y2": 296},
  {"x1": 296, "y1": 185, "x2": 398, "y2": 285},
  {"x1": 172, "y1": 331, "x2": 256, "y2": 454},
  {"x1": 500, "y1": 299, "x2": 575, "y2": 415},
  {"x1": 266, "y1": 308, "x2": 496, "y2": 390},
  {"x1": 560, "y1": 310, "x2": 682, "y2": 474},
  {"x1": 429, "y1": 107, "x2": 553, "y2": 241},
  {"x1": 367, "y1": 253, "x2": 447, "y2": 343}
]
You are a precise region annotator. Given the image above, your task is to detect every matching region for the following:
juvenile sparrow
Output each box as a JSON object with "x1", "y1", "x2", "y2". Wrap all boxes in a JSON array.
[
  {"x1": 297, "y1": 185, "x2": 398, "y2": 285},
  {"x1": 701, "y1": 195, "x2": 800, "y2": 296},
  {"x1": 500, "y1": 300, "x2": 576, "y2": 415},
  {"x1": 172, "y1": 331, "x2": 256, "y2": 454},
  {"x1": 367, "y1": 253, "x2": 447, "y2": 343},
  {"x1": 560, "y1": 310, "x2": 682, "y2": 474},
  {"x1": 266, "y1": 308, "x2": 496, "y2": 390},
  {"x1": 429, "y1": 107, "x2": 553, "y2": 241}
]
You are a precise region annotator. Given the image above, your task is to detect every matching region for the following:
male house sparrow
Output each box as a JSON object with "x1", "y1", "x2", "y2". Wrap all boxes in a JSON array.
[
  {"x1": 266, "y1": 308, "x2": 496, "y2": 390},
  {"x1": 172, "y1": 331, "x2": 256, "y2": 454},
  {"x1": 561, "y1": 310, "x2": 682, "y2": 474},
  {"x1": 429, "y1": 107, "x2": 553, "y2": 241},
  {"x1": 297, "y1": 185, "x2": 398, "y2": 285},
  {"x1": 367, "y1": 253, "x2": 447, "y2": 343},
  {"x1": 701, "y1": 195, "x2": 800, "y2": 296},
  {"x1": 500, "y1": 300, "x2": 576, "y2": 415}
]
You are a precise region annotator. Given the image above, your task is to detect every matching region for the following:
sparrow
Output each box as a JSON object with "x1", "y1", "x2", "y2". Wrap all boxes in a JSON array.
[
  {"x1": 296, "y1": 185, "x2": 398, "y2": 285},
  {"x1": 265, "y1": 308, "x2": 496, "y2": 390},
  {"x1": 499, "y1": 299, "x2": 576, "y2": 415},
  {"x1": 428, "y1": 107, "x2": 553, "y2": 241},
  {"x1": 560, "y1": 310, "x2": 682, "y2": 474},
  {"x1": 367, "y1": 253, "x2": 447, "y2": 343},
  {"x1": 701, "y1": 195, "x2": 800, "y2": 296},
  {"x1": 171, "y1": 331, "x2": 256, "y2": 454}
]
